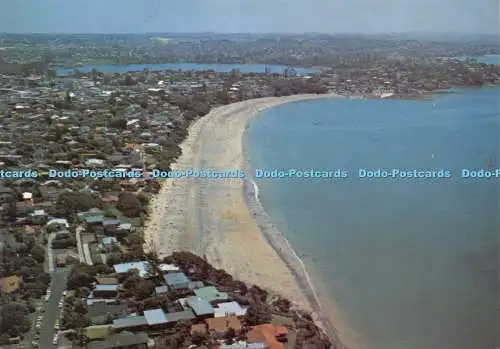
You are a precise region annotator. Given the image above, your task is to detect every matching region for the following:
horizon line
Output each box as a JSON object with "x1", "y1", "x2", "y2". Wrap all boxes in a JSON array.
[{"x1": 0, "y1": 31, "x2": 498, "y2": 36}]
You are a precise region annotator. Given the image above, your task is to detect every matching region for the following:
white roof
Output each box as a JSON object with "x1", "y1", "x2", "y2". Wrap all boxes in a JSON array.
[
  {"x1": 214, "y1": 301, "x2": 247, "y2": 317},
  {"x1": 113, "y1": 261, "x2": 150, "y2": 277},
  {"x1": 22, "y1": 192, "x2": 32, "y2": 199},
  {"x1": 126, "y1": 119, "x2": 139, "y2": 126},
  {"x1": 158, "y1": 264, "x2": 180, "y2": 272}
]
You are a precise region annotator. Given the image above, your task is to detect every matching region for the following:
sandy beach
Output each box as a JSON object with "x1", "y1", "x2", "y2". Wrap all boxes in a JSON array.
[{"x1": 143, "y1": 93, "x2": 358, "y2": 348}]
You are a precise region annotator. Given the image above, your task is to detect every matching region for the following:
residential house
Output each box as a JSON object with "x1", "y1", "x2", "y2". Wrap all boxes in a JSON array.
[
  {"x1": 247, "y1": 324, "x2": 288, "y2": 349},
  {"x1": 205, "y1": 316, "x2": 242, "y2": 338},
  {"x1": 85, "y1": 325, "x2": 112, "y2": 340},
  {"x1": 116, "y1": 223, "x2": 133, "y2": 235},
  {"x1": 113, "y1": 316, "x2": 148, "y2": 332},
  {"x1": 113, "y1": 261, "x2": 150, "y2": 278},
  {"x1": 95, "y1": 277, "x2": 120, "y2": 285},
  {"x1": 164, "y1": 310, "x2": 196, "y2": 323},
  {"x1": 214, "y1": 301, "x2": 248, "y2": 318},
  {"x1": 92, "y1": 284, "x2": 119, "y2": 298},
  {"x1": 163, "y1": 272, "x2": 189, "y2": 290},
  {"x1": 191, "y1": 323, "x2": 208, "y2": 336},
  {"x1": 158, "y1": 263, "x2": 180, "y2": 273},
  {"x1": 155, "y1": 285, "x2": 169, "y2": 295},
  {"x1": 98, "y1": 236, "x2": 120, "y2": 253},
  {"x1": 184, "y1": 296, "x2": 214, "y2": 318},
  {"x1": 103, "y1": 219, "x2": 121, "y2": 234},
  {"x1": 194, "y1": 286, "x2": 229, "y2": 303}
]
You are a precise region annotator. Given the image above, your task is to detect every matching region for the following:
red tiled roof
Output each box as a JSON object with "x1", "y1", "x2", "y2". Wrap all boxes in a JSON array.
[{"x1": 247, "y1": 324, "x2": 288, "y2": 349}]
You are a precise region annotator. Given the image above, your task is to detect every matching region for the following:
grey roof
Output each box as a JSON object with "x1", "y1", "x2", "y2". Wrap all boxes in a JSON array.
[
  {"x1": 194, "y1": 286, "x2": 229, "y2": 302},
  {"x1": 185, "y1": 296, "x2": 214, "y2": 316},
  {"x1": 94, "y1": 284, "x2": 119, "y2": 292},
  {"x1": 188, "y1": 281, "x2": 205, "y2": 290},
  {"x1": 103, "y1": 219, "x2": 120, "y2": 226},
  {"x1": 86, "y1": 331, "x2": 149, "y2": 349},
  {"x1": 87, "y1": 303, "x2": 128, "y2": 318},
  {"x1": 164, "y1": 272, "x2": 189, "y2": 286},
  {"x1": 164, "y1": 310, "x2": 196, "y2": 323},
  {"x1": 143, "y1": 309, "x2": 167, "y2": 325},
  {"x1": 112, "y1": 315, "x2": 147, "y2": 329},
  {"x1": 155, "y1": 285, "x2": 169, "y2": 294}
]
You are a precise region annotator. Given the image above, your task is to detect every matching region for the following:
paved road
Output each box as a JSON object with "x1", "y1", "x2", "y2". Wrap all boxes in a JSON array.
[
  {"x1": 38, "y1": 269, "x2": 69, "y2": 349},
  {"x1": 75, "y1": 225, "x2": 86, "y2": 263}
]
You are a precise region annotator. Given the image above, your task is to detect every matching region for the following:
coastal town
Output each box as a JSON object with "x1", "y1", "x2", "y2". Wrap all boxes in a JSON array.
[{"x1": 0, "y1": 32, "x2": 498, "y2": 349}]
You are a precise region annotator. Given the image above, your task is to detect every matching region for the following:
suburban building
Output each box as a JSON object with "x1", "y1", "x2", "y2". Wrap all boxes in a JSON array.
[
  {"x1": 113, "y1": 261, "x2": 150, "y2": 278},
  {"x1": 163, "y1": 272, "x2": 189, "y2": 289},
  {"x1": 184, "y1": 296, "x2": 215, "y2": 317},
  {"x1": 206, "y1": 316, "x2": 242, "y2": 337},
  {"x1": 214, "y1": 301, "x2": 248, "y2": 317},
  {"x1": 194, "y1": 286, "x2": 229, "y2": 302},
  {"x1": 113, "y1": 315, "x2": 148, "y2": 331},
  {"x1": 92, "y1": 284, "x2": 119, "y2": 298},
  {"x1": 247, "y1": 324, "x2": 288, "y2": 349}
]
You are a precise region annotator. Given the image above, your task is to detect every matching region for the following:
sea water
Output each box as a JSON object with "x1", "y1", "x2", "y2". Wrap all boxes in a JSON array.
[{"x1": 247, "y1": 87, "x2": 499, "y2": 349}]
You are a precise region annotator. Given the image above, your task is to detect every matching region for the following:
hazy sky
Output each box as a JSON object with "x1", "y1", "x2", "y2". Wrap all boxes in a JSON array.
[{"x1": 1, "y1": 0, "x2": 499, "y2": 34}]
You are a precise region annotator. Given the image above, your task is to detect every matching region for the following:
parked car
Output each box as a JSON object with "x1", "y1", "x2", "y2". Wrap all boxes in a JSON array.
[
  {"x1": 31, "y1": 340, "x2": 39, "y2": 348},
  {"x1": 52, "y1": 334, "x2": 58, "y2": 345}
]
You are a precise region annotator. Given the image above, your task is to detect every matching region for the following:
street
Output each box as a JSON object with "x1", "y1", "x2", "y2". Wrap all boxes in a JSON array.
[{"x1": 38, "y1": 269, "x2": 69, "y2": 349}]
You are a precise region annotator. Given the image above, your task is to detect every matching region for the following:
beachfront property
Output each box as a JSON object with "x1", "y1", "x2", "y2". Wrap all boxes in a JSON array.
[
  {"x1": 113, "y1": 261, "x2": 151, "y2": 278},
  {"x1": 163, "y1": 271, "x2": 190, "y2": 289},
  {"x1": 194, "y1": 286, "x2": 229, "y2": 302}
]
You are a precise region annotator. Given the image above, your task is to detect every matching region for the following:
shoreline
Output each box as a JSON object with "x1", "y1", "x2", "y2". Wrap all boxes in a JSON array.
[{"x1": 143, "y1": 93, "x2": 356, "y2": 348}]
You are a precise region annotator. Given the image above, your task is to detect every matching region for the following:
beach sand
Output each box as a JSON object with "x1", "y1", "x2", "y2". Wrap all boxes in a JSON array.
[{"x1": 143, "y1": 94, "x2": 362, "y2": 349}]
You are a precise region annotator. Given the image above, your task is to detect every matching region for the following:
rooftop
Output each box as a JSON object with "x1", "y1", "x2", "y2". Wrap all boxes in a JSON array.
[
  {"x1": 194, "y1": 286, "x2": 229, "y2": 302},
  {"x1": 112, "y1": 315, "x2": 147, "y2": 329},
  {"x1": 214, "y1": 301, "x2": 247, "y2": 317},
  {"x1": 94, "y1": 284, "x2": 119, "y2": 292},
  {"x1": 113, "y1": 261, "x2": 150, "y2": 277},
  {"x1": 164, "y1": 310, "x2": 196, "y2": 323},
  {"x1": 143, "y1": 309, "x2": 167, "y2": 325},
  {"x1": 163, "y1": 272, "x2": 189, "y2": 286},
  {"x1": 185, "y1": 296, "x2": 214, "y2": 316}
]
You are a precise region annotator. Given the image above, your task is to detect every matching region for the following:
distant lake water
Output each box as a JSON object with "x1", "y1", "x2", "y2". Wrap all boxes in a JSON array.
[
  {"x1": 457, "y1": 54, "x2": 500, "y2": 65},
  {"x1": 55, "y1": 63, "x2": 319, "y2": 76},
  {"x1": 247, "y1": 87, "x2": 499, "y2": 349}
]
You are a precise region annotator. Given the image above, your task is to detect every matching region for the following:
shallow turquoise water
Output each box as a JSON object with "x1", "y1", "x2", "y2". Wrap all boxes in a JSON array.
[{"x1": 247, "y1": 87, "x2": 499, "y2": 349}]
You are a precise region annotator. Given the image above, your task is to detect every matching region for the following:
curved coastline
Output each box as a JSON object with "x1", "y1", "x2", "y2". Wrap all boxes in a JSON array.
[
  {"x1": 143, "y1": 93, "x2": 353, "y2": 348},
  {"x1": 242, "y1": 130, "x2": 338, "y2": 340}
]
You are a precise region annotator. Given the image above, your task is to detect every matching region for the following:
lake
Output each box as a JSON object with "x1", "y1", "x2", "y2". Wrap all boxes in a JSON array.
[{"x1": 56, "y1": 63, "x2": 319, "y2": 76}]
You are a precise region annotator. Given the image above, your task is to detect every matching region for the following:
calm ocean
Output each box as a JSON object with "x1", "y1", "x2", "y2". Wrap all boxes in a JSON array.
[{"x1": 247, "y1": 87, "x2": 499, "y2": 349}]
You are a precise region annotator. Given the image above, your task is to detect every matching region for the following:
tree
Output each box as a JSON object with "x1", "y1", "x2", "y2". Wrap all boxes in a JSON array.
[
  {"x1": 30, "y1": 245, "x2": 45, "y2": 263},
  {"x1": 0, "y1": 303, "x2": 30, "y2": 337},
  {"x1": 224, "y1": 327, "x2": 236, "y2": 344},
  {"x1": 244, "y1": 302, "x2": 272, "y2": 326},
  {"x1": 117, "y1": 192, "x2": 144, "y2": 218},
  {"x1": 191, "y1": 331, "x2": 208, "y2": 346}
]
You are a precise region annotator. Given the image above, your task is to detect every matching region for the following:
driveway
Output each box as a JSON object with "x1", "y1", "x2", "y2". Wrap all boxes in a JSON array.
[{"x1": 38, "y1": 269, "x2": 69, "y2": 349}]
